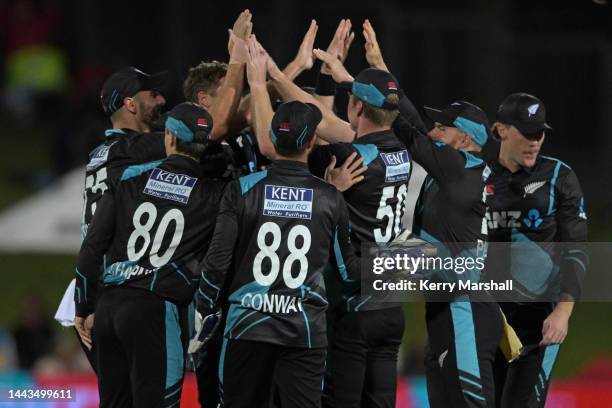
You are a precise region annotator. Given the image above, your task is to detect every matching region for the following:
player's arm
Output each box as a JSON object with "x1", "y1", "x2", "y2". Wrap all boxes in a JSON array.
[
  {"x1": 74, "y1": 191, "x2": 116, "y2": 317},
  {"x1": 267, "y1": 48, "x2": 355, "y2": 144},
  {"x1": 234, "y1": 20, "x2": 319, "y2": 128},
  {"x1": 246, "y1": 36, "x2": 279, "y2": 161},
  {"x1": 74, "y1": 190, "x2": 116, "y2": 348},
  {"x1": 209, "y1": 28, "x2": 250, "y2": 141},
  {"x1": 314, "y1": 19, "x2": 355, "y2": 111},
  {"x1": 196, "y1": 182, "x2": 241, "y2": 317},
  {"x1": 331, "y1": 192, "x2": 361, "y2": 281},
  {"x1": 540, "y1": 169, "x2": 588, "y2": 346}
]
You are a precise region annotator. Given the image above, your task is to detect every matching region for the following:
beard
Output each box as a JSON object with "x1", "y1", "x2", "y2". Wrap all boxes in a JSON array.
[{"x1": 141, "y1": 102, "x2": 163, "y2": 130}]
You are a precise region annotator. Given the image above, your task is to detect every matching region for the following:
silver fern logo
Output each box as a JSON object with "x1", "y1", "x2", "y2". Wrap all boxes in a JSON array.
[
  {"x1": 523, "y1": 181, "x2": 546, "y2": 197},
  {"x1": 527, "y1": 104, "x2": 540, "y2": 117}
]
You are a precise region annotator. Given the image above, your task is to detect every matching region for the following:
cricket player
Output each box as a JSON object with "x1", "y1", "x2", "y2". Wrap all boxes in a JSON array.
[
  {"x1": 486, "y1": 93, "x2": 588, "y2": 408},
  {"x1": 74, "y1": 102, "x2": 225, "y2": 407},
  {"x1": 69, "y1": 66, "x2": 168, "y2": 372},
  {"x1": 194, "y1": 98, "x2": 362, "y2": 408}
]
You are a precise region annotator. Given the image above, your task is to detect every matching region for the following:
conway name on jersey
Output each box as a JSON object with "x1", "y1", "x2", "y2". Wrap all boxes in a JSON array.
[{"x1": 197, "y1": 161, "x2": 361, "y2": 349}]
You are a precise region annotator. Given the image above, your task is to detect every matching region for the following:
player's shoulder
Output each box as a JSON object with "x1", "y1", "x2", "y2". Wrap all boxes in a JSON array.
[
  {"x1": 118, "y1": 159, "x2": 165, "y2": 183},
  {"x1": 538, "y1": 155, "x2": 574, "y2": 178}
]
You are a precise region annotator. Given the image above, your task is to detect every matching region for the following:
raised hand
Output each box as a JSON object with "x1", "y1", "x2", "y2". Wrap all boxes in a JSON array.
[
  {"x1": 323, "y1": 19, "x2": 355, "y2": 76},
  {"x1": 246, "y1": 35, "x2": 269, "y2": 87},
  {"x1": 313, "y1": 48, "x2": 353, "y2": 83},
  {"x1": 292, "y1": 20, "x2": 319, "y2": 71},
  {"x1": 229, "y1": 29, "x2": 249, "y2": 65},
  {"x1": 363, "y1": 19, "x2": 388, "y2": 71},
  {"x1": 228, "y1": 9, "x2": 253, "y2": 54}
]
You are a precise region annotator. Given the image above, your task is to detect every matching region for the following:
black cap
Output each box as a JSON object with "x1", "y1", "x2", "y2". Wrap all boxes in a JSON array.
[
  {"x1": 496, "y1": 93, "x2": 552, "y2": 135},
  {"x1": 338, "y1": 68, "x2": 400, "y2": 110},
  {"x1": 165, "y1": 102, "x2": 213, "y2": 144},
  {"x1": 424, "y1": 101, "x2": 491, "y2": 146},
  {"x1": 270, "y1": 101, "x2": 322, "y2": 153},
  {"x1": 100, "y1": 67, "x2": 167, "y2": 115}
]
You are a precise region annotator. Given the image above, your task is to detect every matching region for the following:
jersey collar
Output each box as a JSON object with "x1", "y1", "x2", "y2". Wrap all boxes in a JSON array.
[{"x1": 104, "y1": 128, "x2": 133, "y2": 137}]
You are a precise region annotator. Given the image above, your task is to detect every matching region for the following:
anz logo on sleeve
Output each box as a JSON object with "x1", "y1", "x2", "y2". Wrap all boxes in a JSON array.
[{"x1": 487, "y1": 209, "x2": 545, "y2": 230}]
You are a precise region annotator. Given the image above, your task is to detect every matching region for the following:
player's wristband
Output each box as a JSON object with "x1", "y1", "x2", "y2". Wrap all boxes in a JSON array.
[{"x1": 315, "y1": 73, "x2": 336, "y2": 96}]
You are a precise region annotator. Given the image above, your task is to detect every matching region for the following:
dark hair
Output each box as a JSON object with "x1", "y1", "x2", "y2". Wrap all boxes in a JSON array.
[
  {"x1": 175, "y1": 139, "x2": 207, "y2": 160},
  {"x1": 273, "y1": 143, "x2": 309, "y2": 158},
  {"x1": 359, "y1": 94, "x2": 400, "y2": 126},
  {"x1": 183, "y1": 61, "x2": 228, "y2": 102}
]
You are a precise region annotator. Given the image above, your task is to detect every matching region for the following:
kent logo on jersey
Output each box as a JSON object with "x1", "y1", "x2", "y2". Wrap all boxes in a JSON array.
[
  {"x1": 380, "y1": 150, "x2": 410, "y2": 182},
  {"x1": 263, "y1": 185, "x2": 314, "y2": 219},
  {"x1": 144, "y1": 168, "x2": 198, "y2": 204},
  {"x1": 86, "y1": 142, "x2": 116, "y2": 171}
]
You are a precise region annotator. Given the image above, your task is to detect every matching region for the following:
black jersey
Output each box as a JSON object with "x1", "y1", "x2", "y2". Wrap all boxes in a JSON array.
[
  {"x1": 196, "y1": 160, "x2": 360, "y2": 348},
  {"x1": 484, "y1": 156, "x2": 588, "y2": 305},
  {"x1": 75, "y1": 155, "x2": 226, "y2": 317},
  {"x1": 393, "y1": 98, "x2": 489, "y2": 285},
  {"x1": 82, "y1": 128, "x2": 165, "y2": 237},
  {"x1": 308, "y1": 130, "x2": 412, "y2": 311}
]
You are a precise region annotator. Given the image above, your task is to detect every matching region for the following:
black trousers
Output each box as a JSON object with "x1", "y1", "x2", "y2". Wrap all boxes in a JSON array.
[
  {"x1": 323, "y1": 306, "x2": 405, "y2": 408},
  {"x1": 94, "y1": 287, "x2": 186, "y2": 408},
  {"x1": 494, "y1": 303, "x2": 560, "y2": 408},
  {"x1": 425, "y1": 300, "x2": 503, "y2": 408},
  {"x1": 195, "y1": 329, "x2": 223, "y2": 408},
  {"x1": 220, "y1": 338, "x2": 326, "y2": 408}
]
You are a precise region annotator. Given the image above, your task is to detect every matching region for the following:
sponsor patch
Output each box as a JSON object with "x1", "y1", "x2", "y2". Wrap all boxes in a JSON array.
[
  {"x1": 263, "y1": 185, "x2": 313, "y2": 219},
  {"x1": 144, "y1": 168, "x2": 197, "y2": 204},
  {"x1": 86, "y1": 142, "x2": 116, "y2": 171},
  {"x1": 380, "y1": 150, "x2": 410, "y2": 182}
]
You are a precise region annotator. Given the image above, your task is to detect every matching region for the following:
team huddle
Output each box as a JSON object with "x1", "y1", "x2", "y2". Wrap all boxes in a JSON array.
[{"x1": 66, "y1": 9, "x2": 588, "y2": 408}]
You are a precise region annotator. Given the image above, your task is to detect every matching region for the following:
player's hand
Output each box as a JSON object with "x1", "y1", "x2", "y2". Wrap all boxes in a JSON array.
[
  {"x1": 363, "y1": 19, "x2": 389, "y2": 71},
  {"x1": 229, "y1": 30, "x2": 250, "y2": 65},
  {"x1": 313, "y1": 49, "x2": 353, "y2": 83},
  {"x1": 322, "y1": 19, "x2": 355, "y2": 76},
  {"x1": 325, "y1": 152, "x2": 367, "y2": 192},
  {"x1": 246, "y1": 35, "x2": 268, "y2": 87},
  {"x1": 75, "y1": 314, "x2": 94, "y2": 350},
  {"x1": 292, "y1": 20, "x2": 318, "y2": 71},
  {"x1": 228, "y1": 9, "x2": 253, "y2": 54},
  {"x1": 188, "y1": 310, "x2": 222, "y2": 354},
  {"x1": 539, "y1": 307, "x2": 570, "y2": 346}
]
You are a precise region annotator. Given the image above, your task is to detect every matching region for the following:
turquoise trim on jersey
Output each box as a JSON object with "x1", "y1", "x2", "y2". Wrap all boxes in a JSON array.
[
  {"x1": 166, "y1": 116, "x2": 194, "y2": 142},
  {"x1": 417, "y1": 228, "x2": 441, "y2": 244},
  {"x1": 104, "y1": 128, "x2": 127, "y2": 137},
  {"x1": 511, "y1": 229, "x2": 556, "y2": 297},
  {"x1": 164, "y1": 301, "x2": 184, "y2": 388},
  {"x1": 218, "y1": 337, "x2": 228, "y2": 385},
  {"x1": 234, "y1": 316, "x2": 271, "y2": 339},
  {"x1": 150, "y1": 271, "x2": 158, "y2": 290},
  {"x1": 352, "y1": 82, "x2": 386, "y2": 107},
  {"x1": 333, "y1": 227, "x2": 353, "y2": 282},
  {"x1": 120, "y1": 159, "x2": 164, "y2": 181},
  {"x1": 301, "y1": 285, "x2": 328, "y2": 305},
  {"x1": 170, "y1": 262, "x2": 190, "y2": 285},
  {"x1": 460, "y1": 150, "x2": 484, "y2": 169},
  {"x1": 197, "y1": 288, "x2": 215, "y2": 309},
  {"x1": 450, "y1": 299, "x2": 481, "y2": 380},
  {"x1": 459, "y1": 375, "x2": 482, "y2": 389},
  {"x1": 75, "y1": 269, "x2": 87, "y2": 301},
  {"x1": 353, "y1": 143, "x2": 379, "y2": 166},
  {"x1": 454, "y1": 116, "x2": 488, "y2": 146},
  {"x1": 225, "y1": 280, "x2": 269, "y2": 336},
  {"x1": 463, "y1": 390, "x2": 486, "y2": 401},
  {"x1": 434, "y1": 141, "x2": 446, "y2": 147},
  {"x1": 301, "y1": 309, "x2": 312, "y2": 348},
  {"x1": 354, "y1": 296, "x2": 372, "y2": 311},
  {"x1": 547, "y1": 161, "x2": 562, "y2": 215},
  {"x1": 423, "y1": 178, "x2": 435, "y2": 192},
  {"x1": 540, "y1": 156, "x2": 570, "y2": 169},
  {"x1": 75, "y1": 287, "x2": 81, "y2": 304},
  {"x1": 239, "y1": 170, "x2": 268, "y2": 195},
  {"x1": 542, "y1": 344, "x2": 560, "y2": 379}
]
